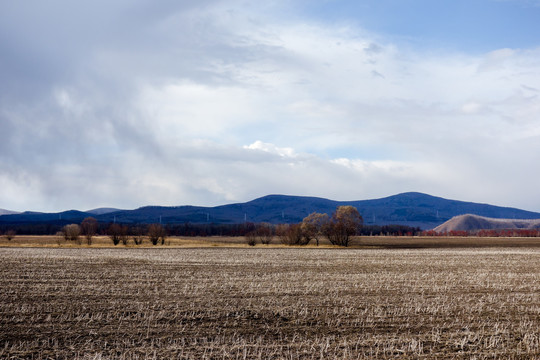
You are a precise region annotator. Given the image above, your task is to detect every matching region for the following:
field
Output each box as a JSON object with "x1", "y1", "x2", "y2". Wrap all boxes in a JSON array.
[{"x1": 1, "y1": 245, "x2": 539, "y2": 359}]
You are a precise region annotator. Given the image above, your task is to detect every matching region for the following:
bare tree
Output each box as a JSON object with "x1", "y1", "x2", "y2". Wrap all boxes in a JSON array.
[
  {"x1": 62, "y1": 224, "x2": 81, "y2": 244},
  {"x1": 323, "y1": 206, "x2": 363, "y2": 247},
  {"x1": 107, "y1": 224, "x2": 124, "y2": 246},
  {"x1": 80, "y1": 217, "x2": 98, "y2": 245},
  {"x1": 131, "y1": 226, "x2": 145, "y2": 245},
  {"x1": 256, "y1": 223, "x2": 273, "y2": 245},
  {"x1": 148, "y1": 224, "x2": 166, "y2": 245},
  {"x1": 245, "y1": 231, "x2": 257, "y2": 246},
  {"x1": 243, "y1": 224, "x2": 273, "y2": 246},
  {"x1": 301, "y1": 212, "x2": 329, "y2": 246}
]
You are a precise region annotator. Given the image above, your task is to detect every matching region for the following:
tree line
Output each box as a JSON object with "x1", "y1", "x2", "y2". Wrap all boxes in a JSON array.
[
  {"x1": 52, "y1": 206, "x2": 365, "y2": 247},
  {"x1": 56, "y1": 218, "x2": 168, "y2": 246}
]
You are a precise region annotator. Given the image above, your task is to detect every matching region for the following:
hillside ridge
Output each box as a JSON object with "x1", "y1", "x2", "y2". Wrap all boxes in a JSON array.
[{"x1": 2, "y1": 192, "x2": 540, "y2": 230}]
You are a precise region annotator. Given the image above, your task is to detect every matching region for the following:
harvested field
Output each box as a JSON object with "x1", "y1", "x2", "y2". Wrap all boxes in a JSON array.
[{"x1": 1, "y1": 247, "x2": 539, "y2": 359}]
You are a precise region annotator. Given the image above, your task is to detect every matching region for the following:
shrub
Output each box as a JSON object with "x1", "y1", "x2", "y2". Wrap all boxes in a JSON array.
[
  {"x1": 107, "y1": 224, "x2": 126, "y2": 246},
  {"x1": 148, "y1": 224, "x2": 166, "y2": 246},
  {"x1": 131, "y1": 226, "x2": 145, "y2": 245},
  {"x1": 256, "y1": 223, "x2": 273, "y2": 245},
  {"x1": 62, "y1": 224, "x2": 81, "y2": 244},
  {"x1": 277, "y1": 224, "x2": 309, "y2": 246},
  {"x1": 4, "y1": 230, "x2": 16, "y2": 241},
  {"x1": 245, "y1": 231, "x2": 257, "y2": 246}
]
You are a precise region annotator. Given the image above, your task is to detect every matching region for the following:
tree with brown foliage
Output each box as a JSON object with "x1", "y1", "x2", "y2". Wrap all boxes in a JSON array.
[
  {"x1": 62, "y1": 224, "x2": 81, "y2": 244},
  {"x1": 301, "y1": 212, "x2": 329, "y2": 246},
  {"x1": 323, "y1": 206, "x2": 363, "y2": 247},
  {"x1": 80, "y1": 217, "x2": 98, "y2": 245}
]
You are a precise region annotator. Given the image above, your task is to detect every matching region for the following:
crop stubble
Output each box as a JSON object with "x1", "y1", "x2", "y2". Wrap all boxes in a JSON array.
[{"x1": 0, "y1": 247, "x2": 539, "y2": 359}]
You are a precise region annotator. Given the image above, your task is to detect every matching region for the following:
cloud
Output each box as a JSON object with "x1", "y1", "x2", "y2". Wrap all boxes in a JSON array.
[
  {"x1": 243, "y1": 141, "x2": 297, "y2": 158},
  {"x1": 1, "y1": 1, "x2": 540, "y2": 212}
]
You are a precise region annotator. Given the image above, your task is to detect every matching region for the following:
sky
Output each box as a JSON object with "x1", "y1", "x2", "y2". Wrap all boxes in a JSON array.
[{"x1": 1, "y1": 0, "x2": 540, "y2": 212}]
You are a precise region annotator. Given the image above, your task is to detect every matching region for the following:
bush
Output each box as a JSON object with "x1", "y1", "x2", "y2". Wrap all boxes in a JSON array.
[
  {"x1": 4, "y1": 229, "x2": 16, "y2": 241},
  {"x1": 277, "y1": 224, "x2": 309, "y2": 246},
  {"x1": 255, "y1": 223, "x2": 273, "y2": 245},
  {"x1": 107, "y1": 224, "x2": 127, "y2": 246},
  {"x1": 245, "y1": 231, "x2": 257, "y2": 246},
  {"x1": 148, "y1": 224, "x2": 166, "y2": 245},
  {"x1": 131, "y1": 226, "x2": 145, "y2": 245},
  {"x1": 62, "y1": 224, "x2": 81, "y2": 244}
]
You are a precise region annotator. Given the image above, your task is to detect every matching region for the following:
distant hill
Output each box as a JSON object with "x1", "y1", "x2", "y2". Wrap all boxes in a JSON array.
[
  {"x1": 1, "y1": 192, "x2": 540, "y2": 230},
  {"x1": 434, "y1": 214, "x2": 540, "y2": 232},
  {"x1": 2, "y1": 210, "x2": 91, "y2": 223},
  {"x1": 86, "y1": 208, "x2": 123, "y2": 215},
  {"x1": 0, "y1": 208, "x2": 19, "y2": 216}
]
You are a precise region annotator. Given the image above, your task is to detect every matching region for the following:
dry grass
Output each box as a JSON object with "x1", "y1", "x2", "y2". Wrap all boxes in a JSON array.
[
  {"x1": 1, "y1": 247, "x2": 539, "y2": 359},
  {"x1": 0, "y1": 235, "x2": 248, "y2": 248},
  {"x1": 3, "y1": 235, "x2": 540, "y2": 249},
  {"x1": 354, "y1": 236, "x2": 540, "y2": 248}
]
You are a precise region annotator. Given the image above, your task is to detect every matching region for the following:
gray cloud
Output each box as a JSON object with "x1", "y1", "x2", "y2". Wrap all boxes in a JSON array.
[{"x1": 1, "y1": 1, "x2": 540, "y2": 212}]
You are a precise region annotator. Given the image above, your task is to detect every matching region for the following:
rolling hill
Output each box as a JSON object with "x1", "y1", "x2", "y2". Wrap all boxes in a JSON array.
[
  {"x1": 434, "y1": 214, "x2": 540, "y2": 233},
  {"x1": 1, "y1": 192, "x2": 540, "y2": 230}
]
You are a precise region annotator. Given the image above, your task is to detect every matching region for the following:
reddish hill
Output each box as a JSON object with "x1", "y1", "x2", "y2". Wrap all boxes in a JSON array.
[{"x1": 434, "y1": 214, "x2": 540, "y2": 233}]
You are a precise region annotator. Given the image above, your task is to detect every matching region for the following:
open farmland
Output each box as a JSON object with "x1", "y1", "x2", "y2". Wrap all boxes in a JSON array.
[{"x1": 1, "y1": 248, "x2": 539, "y2": 359}]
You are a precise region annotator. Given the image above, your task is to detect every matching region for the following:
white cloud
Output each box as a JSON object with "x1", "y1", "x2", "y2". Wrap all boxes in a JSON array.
[
  {"x1": 1, "y1": 1, "x2": 540, "y2": 212},
  {"x1": 243, "y1": 141, "x2": 297, "y2": 158}
]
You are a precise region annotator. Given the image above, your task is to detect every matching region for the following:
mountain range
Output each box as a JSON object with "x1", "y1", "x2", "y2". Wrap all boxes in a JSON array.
[{"x1": 2, "y1": 192, "x2": 540, "y2": 230}]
